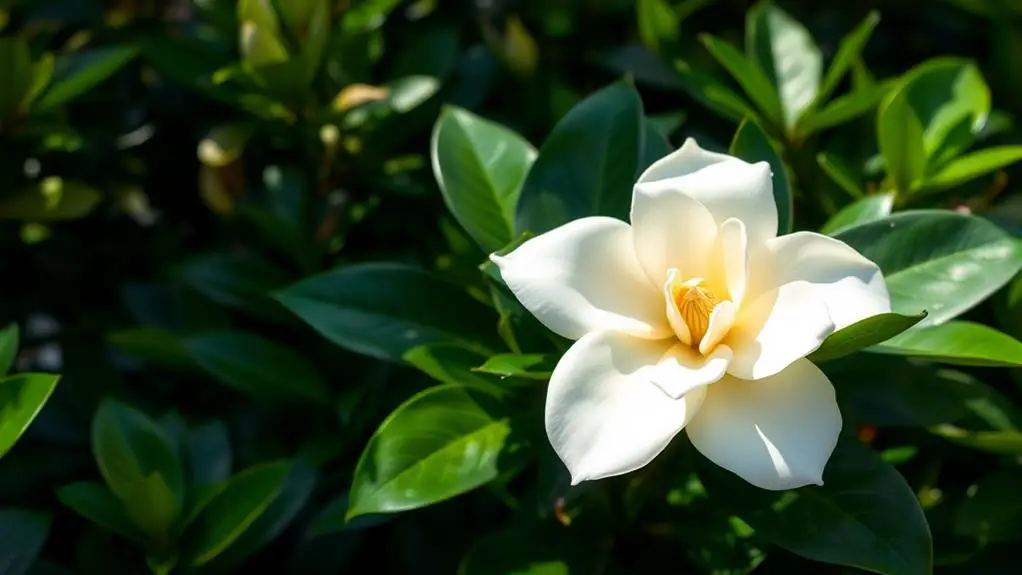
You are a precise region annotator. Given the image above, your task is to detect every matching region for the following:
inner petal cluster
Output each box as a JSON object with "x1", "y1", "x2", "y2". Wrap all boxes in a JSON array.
[{"x1": 663, "y1": 267, "x2": 736, "y2": 359}]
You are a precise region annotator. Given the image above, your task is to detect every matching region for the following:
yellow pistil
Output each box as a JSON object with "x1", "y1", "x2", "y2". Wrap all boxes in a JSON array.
[{"x1": 674, "y1": 278, "x2": 718, "y2": 345}]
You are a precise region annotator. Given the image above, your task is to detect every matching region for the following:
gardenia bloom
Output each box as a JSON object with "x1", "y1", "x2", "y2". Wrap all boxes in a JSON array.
[{"x1": 492, "y1": 139, "x2": 890, "y2": 490}]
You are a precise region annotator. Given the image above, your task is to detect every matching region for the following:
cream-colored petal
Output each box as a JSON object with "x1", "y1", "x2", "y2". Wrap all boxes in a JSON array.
[
  {"x1": 700, "y1": 300, "x2": 736, "y2": 356},
  {"x1": 747, "y1": 231, "x2": 891, "y2": 331},
  {"x1": 686, "y1": 359, "x2": 841, "y2": 490},
  {"x1": 727, "y1": 283, "x2": 835, "y2": 380},
  {"x1": 492, "y1": 216, "x2": 671, "y2": 340},
  {"x1": 545, "y1": 332, "x2": 706, "y2": 484},
  {"x1": 663, "y1": 269, "x2": 693, "y2": 345},
  {"x1": 635, "y1": 138, "x2": 778, "y2": 248},
  {"x1": 717, "y1": 218, "x2": 749, "y2": 306},
  {"x1": 651, "y1": 343, "x2": 731, "y2": 399},
  {"x1": 631, "y1": 180, "x2": 718, "y2": 287}
]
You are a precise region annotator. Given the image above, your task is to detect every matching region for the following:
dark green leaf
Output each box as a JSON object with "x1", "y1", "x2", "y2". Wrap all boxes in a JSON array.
[
  {"x1": 0, "y1": 178, "x2": 101, "y2": 221},
  {"x1": 275, "y1": 263, "x2": 501, "y2": 361},
  {"x1": 402, "y1": 343, "x2": 506, "y2": 394},
  {"x1": 56, "y1": 482, "x2": 143, "y2": 545},
  {"x1": 0, "y1": 508, "x2": 51, "y2": 575},
  {"x1": 33, "y1": 46, "x2": 136, "y2": 113},
  {"x1": 810, "y1": 312, "x2": 925, "y2": 363},
  {"x1": 729, "y1": 118, "x2": 793, "y2": 235},
  {"x1": 105, "y1": 328, "x2": 196, "y2": 370},
  {"x1": 0, "y1": 323, "x2": 18, "y2": 375},
  {"x1": 516, "y1": 80, "x2": 643, "y2": 234},
  {"x1": 475, "y1": 354, "x2": 556, "y2": 380},
  {"x1": 872, "y1": 321, "x2": 1022, "y2": 367},
  {"x1": 799, "y1": 83, "x2": 889, "y2": 135},
  {"x1": 835, "y1": 210, "x2": 1022, "y2": 326},
  {"x1": 821, "y1": 193, "x2": 893, "y2": 235},
  {"x1": 347, "y1": 385, "x2": 521, "y2": 519},
  {"x1": 636, "y1": 0, "x2": 679, "y2": 55},
  {"x1": 955, "y1": 471, "x2": 1022, "y2": 544},
  {"x1": 640, "y1": 117, "x2": 673, "y2": 173},
  {"x1": 183, "y1": 331, "x2": 330, "y2": 404},
  {"x1": 674, "y1": 59, "x2": 761, "y2": 124},
  {"x1": 0, "y1": 37, "x2": 33, "y2": 118},
  {"x1": 916, "y1": 145, "x2": 1022, "y2": 194},
  {"x1": 186, "y1": 421, "x2": 232, "y2": 489},
  {"x1": 431, "y1": 106, "x2": 537, "y2": 253},
  {"x1": 817, "y1": 152, "x2": 866, "y2": 200},
  {"x1": 177, "y1": 251, "x2": 293, "y2": 322},
  {"x1": 459, "y1": 522, "x2": 609, "y2": 574},
  {"x1": 0, "y1": 373, "x2": 60, "y2": 459},
  {"x1": 877, "y1": 87, "x2": 926, "y2": 194},
  {"x1": 815, "y1": 11, "x2": 880, "y2": 107},
  {"x1": 700, "y1": 34, "x2": 784, "y2": 124}
]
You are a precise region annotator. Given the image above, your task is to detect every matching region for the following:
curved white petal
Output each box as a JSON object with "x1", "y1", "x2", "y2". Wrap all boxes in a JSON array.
[
  {"x1": 631, "y1": 182, "x2": 718, "y2": 287},
  {"x1": 686, "y1": 359, "x2": 841, "y2": 490},
  {"x1": 492, "y1": 217, "x2": 671, "y2": 340},
  {"x1": 663, "y1": 269, "x2": 692, "y2": 345},
  {"x1": 748, "y1": 231, "x2": 891, "y2": 331},
  {"x1": 651, "y1": 342, "x2": 731, "y2": 399},
  {"x1": 727, "y1": 283, "x2": 834, "y2": 380},
  {"x1": 635, "y1": 138, "x2": 778, "y2": 248},
  {"x1": 717, "y1": 218, "x2": 748, "y2": 306},
  {"x1": 700, "y1": 300, "x2": 736, "y2": 356},
  {"x1": 546, "y1": 331, "x2": 706, "y2": 484}
]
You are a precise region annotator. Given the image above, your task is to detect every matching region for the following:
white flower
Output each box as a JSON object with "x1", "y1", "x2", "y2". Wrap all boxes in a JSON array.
[{"x1": 492, "y1": 139, "x2": 890, "y2": 490}]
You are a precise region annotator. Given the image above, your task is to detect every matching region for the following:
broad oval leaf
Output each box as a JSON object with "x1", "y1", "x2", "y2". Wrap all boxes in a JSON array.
[
  {"x1": 917, "y1": 145, "x2": 1022, "y2": 194},
  {"x1": 274, "y1": 263, "x2": 501, "y2": 361},
  {"x1": 516, "y1": 80, "x2": 643, "y2": 234},
  {"x1": 955, "y1": 470, "x2": 1022, "y2": 543},
  {"x1": 347, "y1": 384, "x2": 521, "y2": 520},
  {"x1": 0, "y1": 178, "x2": 101, "y2": 221},
  {"x1": 0, "y1": 323, "x2": 18, "y2": 375},
  {"x1": 184, "y1": 331, "x2": 330, "y2": 404},
  {"x1": 673, "y1": 59, "x2": 760, "y2": 124},
  {"x1": 834, "y1": 210, "x2": 1022, "y2": 326},
  {"x1": 729, "y1": 118, "x2": 793, "y2": 235},
  {"x1": 0, "y1": 508, "x2": 51, "y2": 575},
  {"x1": 820, "y1": 193, "x2": 894, "y2": 235},
  {"x1": 872, "y1": 321, "x2": 1022, "y2": 367},
  {"x1": 431, "y1": 106, "x2": 537, "y2": 253},
  {"x1": 182, "y1": 460, "x2": 291, "y2": 566},
  {"x1": 809, "y1": 312, "x2": 925, "y2": 363},
  {"x1": 0, "y1": 373, "x2": 60, "y2": 459},
  {"x1": 56, "y1": 482, "x2": 144, "y2": 545},
  {"x1": 33, "y1": 46, "x2": 137, "y2": 113},
  {"x1": 877, "y1": 86, "x2": 926, "y2": 194}
]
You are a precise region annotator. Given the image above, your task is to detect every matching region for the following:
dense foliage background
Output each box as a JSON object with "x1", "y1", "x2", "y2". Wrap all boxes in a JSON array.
[{"x1": 4, "y1": 0, "x2": 1022, "y2": 573}]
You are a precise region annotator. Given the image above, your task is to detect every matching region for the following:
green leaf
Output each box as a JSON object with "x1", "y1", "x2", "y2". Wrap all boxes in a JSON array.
[
  {"x1": 0, "y1": 178, "x2": 101, "y2": 221},
  {"x1": 931, "y1": 425, "x2": 1022, "y2": 455},
  {"x1": 0, "y1": 373, "x2": 59, "y2": 459},
  {"x1": 814, "y1": 11, "x2": 880, "y2": 107},
  {"x1": 816, "y1": 152, "x2": 866, "y2": 200},
  {"x1": 474, "y1": 354, "x2": 556, "y2": 380},
  {"x1": 729, "y1": 118, "x2": 793, "y2": 235},
  {"x1": 177, "y1": 251, "x2": 293, "y2": 323},
  {"x1": 275, "y1": 263, "x2": 501, "y2": 362},
  {"x1": 182, "y1": 461, "x2": 291, "y2": 566},
  {"x1": 0, "y1": 323, "x2": 18, "y2": 375},
  {"x1": 307, "y1": 492, "x2": 393, "y2": 537},
  {"x1": 0, "y1": 37, "x2": 33, "y2": 118},
  {"x1": 955, "y1": 471, "x2": 1022, "y2": 544},
  {"x1": 872, "y1": 321, "x2": 1022, "y2": 367},
  {"x1": 0, "y1": 508, "x2": 51, "y2": 575},
  {"x1": 402, "y1": 343, "x2": 507, "y2": 394},
  {"x1": 105, "y1": 328, "x2": 196, "y2": 370},
  {"x1": 699, "y1": 34, "x2": 783, "y2": 125},
  {"x1": 516, "y1": 80, "x2": 643, "y2": 234},
  {"x1": 91, "y1": 399, "x2": 184, "y2": 542},
  {"x1": 674, "y1": 59, "x2": 761, "y2": 124},
  {"x1": 640, "y1": 117, "x2": 673, "y2": 173},
  {"x1": 183, "y1": 331, "x2": 330, "y2": 404},
  {"x1": 746, "y1": 1, "x2": 822, "y2": 130},
  {"x1": 799, "y1": 83, "x2": 889, "y2": 135},
  {"x1": 809, "y1": 312, "x2": 925, "y2": 363},
  {"x1": 185, "y1": 421, "x2": 232, "y2": 489},
  {"x1": 834, "y1": 210, "x2": 1022, "y2": 326},
  {"x1": 57, "y1": 482, "x2": 143, "y2": 545},
  {"x1": 459, "y1": 522, "x2": 609, "y2": 574},
  {"x1": 636, "y1": 0, "x2": 679, "y2": 55},
  {"x1": 32, "y1": 46, "x2": 136, "y2": 113},
  {"x1": 431, "y1": 106, "x2": 537, "y2": 253},
  {"x1": 877, "y1": 86, "x2": 926, "y2": 194},
  {"x1": 916, "y1": 145, "x2": 1022, "y2": 194},
  {"x1": 700, "y1": 437, "x2": 932, "y2": 575},
  {"x1": 820, "y1": 193, "x2": 894, "y2": 235},
  {"x1": 347, "y1": 384, "x2": 521, "y2": 519}
]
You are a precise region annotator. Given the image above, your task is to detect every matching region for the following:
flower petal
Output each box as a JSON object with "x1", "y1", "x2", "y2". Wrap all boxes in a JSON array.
[
  {"x1": 717, "y1": 218, "x2": 748, "y2": 306},
  {"x1": 651, "y1": 342, "x2": 731, "y2": 399},
  {"x1": 546, "y1": 331, "x2": 706, "y2": 484},
  {"x1": 636, "y1": 138, "x2": 778, "y2": 247},
  {"x1": 492, "y1": 216, "x2": 671, "y2": 340},
  {"x1": 700, "y1": 300, "x2": 736, "y2": 356},
  {"x1": 663, "y1": 269, "x2": 693, "y2": 345},
  {"x1": 727, "y1": 282, "x2": 835, "y2": 380},
  {"x1": 686, "y1": 359, "x2": 841, "y2": 490},
  {"x1": 631, "y1": 180, "x2": 718, "y2": 287},
  {"x1": 749, "y1": 231, "x2": 891, "y2": 331}
]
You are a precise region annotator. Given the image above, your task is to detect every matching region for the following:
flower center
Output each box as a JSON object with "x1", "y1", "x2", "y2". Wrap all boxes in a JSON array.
[{"x1": 673, "y1": 277, "x2": 718, "y2": 345}]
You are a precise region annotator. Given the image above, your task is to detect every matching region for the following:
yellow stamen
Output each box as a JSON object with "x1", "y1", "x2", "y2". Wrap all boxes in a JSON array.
[{"x1": 674, "y1": 279, "x2": 718, "y2": 345}]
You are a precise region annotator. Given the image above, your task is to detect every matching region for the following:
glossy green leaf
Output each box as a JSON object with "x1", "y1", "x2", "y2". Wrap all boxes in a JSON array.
[
  {"x1": 815, "y1": 11, "x2": 880, "y2": 106},
  {"x1": 0, "y1": 323, "x2": 18, "y2": 375},
  {"x1": 729, "y1": 118, "x2": 793, "y2": 235},
  {"x1": 0, "y1": 508, "x2": 51, "y2": 575},
  {"x1": 746, "y1": 1, "x2": 821, "y2": 129},
  {"x1": 674, "y1": 60, "x2": 760, "y2": 124},
  {"x1": 0, "y1": 373, "x2": 60, "y2": 459},
  {"x1": 182, "y1": 461, "x2": 291, "y2": 566},
  {"x1": 460, "y1": 523, "x2": 609, "y2": 574},
  {"x1": 834, "y1": 210, "x2": 1022, "y2": 326},
  {"x1": 877, "y1": 87, "x2": 926, "y2": 193},
  {"x1": 699, "y1": 34, "x2": 783, "y2": 124},
  {"x1": 516, "y1": 80, "x2": 643, "y2": 234},
  {"x1": 700, "y1": 437, "x2": 932, "y2": 575},
  {"x1": 872, "y1": 321, "x2": 1022, "y2": 367},
  {"x1": 33, "y1": 46, "x2": 136, "y2": 113},
  {"x1": 636, "y1": 0, "x2": 679, "y2": 55},
  {"x1": 916, "y1": 145, "x2": 1022, "y2": 194},
  {"x1": 91, "y1": 399, "x2": 184, "y2": 542},
  {"x1": 809, "y1": 312, "x2": 925, "y2": 363},
  {"x1": 820, "y1": 193, "x2": 894, "y2": 235},
  {"x1": 474, "y1": 354, "x2": 557, "y2": 380},
  {"x1": 57, "y1": 482, "x2": 143, "y2": 545},
  {"x1": 275, "y1": 263, "x2": 500, "y2": 361},
  {"x1": 184, "y1": 331, "x2": 330, "y2": 404},
  {"x1": 347, "y1": 384, "x2": 520, "y2": 519},
  {"x1": 817, "y1": 152, "x2": 866, "y2": 200},
  {"x1": 799, "y1": 83, "x2": 889, "y2": 135},
  {"x1": 177, "y1": 251, "x2": 293, "y2": 322},
  {"x1": 431, "y1": 106, "x2": 537, "y2": 253},
  {"x1": 0, "y1": 178, "x2": 101, "y2": 221},
  {"x1": 186, "y1": 421, "x2": 232, "y2": 489},
  {"x1": 402, "y1": 343, "x2": 506, "y2": 394}
]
